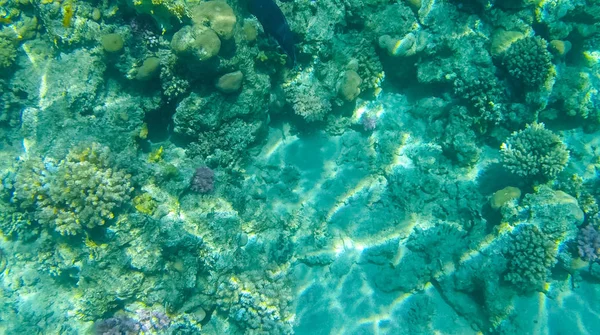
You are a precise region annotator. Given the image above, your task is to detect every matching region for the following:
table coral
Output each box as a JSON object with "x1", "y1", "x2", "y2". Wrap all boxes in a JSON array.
[{"x1": 500, "y1": 122, "x2": 569, "y2": 180}]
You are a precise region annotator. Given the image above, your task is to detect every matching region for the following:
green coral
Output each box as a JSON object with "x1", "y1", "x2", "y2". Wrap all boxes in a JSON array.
[
  {"x1": 500, "y1": 122, "x2": 569, "y2": 180},
  {"x1": 0, "y1": 36, "x2": 17, "y2": 69},
  {"x1": 504, "y1": 224, "x2": 557, "y2": 292},
  {"x1": 12, "y1": 143, "x2": 133, "y2": 235},
  {"x1": 501, "y1": 36, "x2": 553, "y2": 89}
]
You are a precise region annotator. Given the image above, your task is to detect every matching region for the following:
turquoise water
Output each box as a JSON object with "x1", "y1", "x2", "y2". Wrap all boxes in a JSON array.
[{"x1": 1, "y1": 0, "x2": 600, "y2": 334}]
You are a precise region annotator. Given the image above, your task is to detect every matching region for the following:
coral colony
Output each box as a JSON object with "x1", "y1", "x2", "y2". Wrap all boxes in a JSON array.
[{"x1": 0, "y1": 0, "x2": 599, "y2": 334}]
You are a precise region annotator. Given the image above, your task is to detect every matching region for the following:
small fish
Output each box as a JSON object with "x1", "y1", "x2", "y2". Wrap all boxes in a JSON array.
[{"x1": 248, "y1": 0, "x2": 296, "y2": 66}]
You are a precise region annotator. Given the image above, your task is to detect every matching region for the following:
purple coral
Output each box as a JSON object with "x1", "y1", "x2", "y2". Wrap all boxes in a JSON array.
[
  {"x1": 191, "y1": 166, "x2": 215, "y2": 194},
  {"x1": 94, "y1": 310, "x2": 170, "y2": 335},
  {"x1": 577, "y1": 225, "x2": 600, "y2": 261},
  {"x1": 94, "y1": 316, "x2": 139, "y2": 335},
  {"x1": 136, "y1": 309, "x2": 171, "y2": 332}
]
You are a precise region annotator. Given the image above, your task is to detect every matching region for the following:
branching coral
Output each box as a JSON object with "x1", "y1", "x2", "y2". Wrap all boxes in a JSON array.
[
  {"x1": 504, "y1": 224, "x2": 557, "y2": 292},
  {"x1": 500, "y1": 36, "x2": 553, "y2": 89},
  {"x1": 500, "y1": 123, "x2": 569, "y2": 180},
  {"x1": 453, "y1": 70, "x2": 506, "y2": 128},
  {"x1": 11, "y1": 143, "x2": 133, "y2": 235}
]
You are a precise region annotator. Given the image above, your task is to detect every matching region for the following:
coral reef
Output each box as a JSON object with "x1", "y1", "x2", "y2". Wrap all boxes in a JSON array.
[
  {"x1": 1, "y1": 0, "x2": 600, "y2": 333},
  {"x1": 500, "y1": 123, "x2": 569, "y2": 180}
]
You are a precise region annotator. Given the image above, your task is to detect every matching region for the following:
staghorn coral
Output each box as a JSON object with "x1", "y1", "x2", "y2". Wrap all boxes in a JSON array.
[
  {"x1": 11, "y1": 143, "x2": 133, "y2": 235},
  {"x1": 504, "y1": 224, "x2": 557, "y2": 292},
  {"x1": 500, "y1": 123, "x2": 569, "y2": 180},
  {"x1": 500, "y1": 36, "x2": 553, "y2": 89}
]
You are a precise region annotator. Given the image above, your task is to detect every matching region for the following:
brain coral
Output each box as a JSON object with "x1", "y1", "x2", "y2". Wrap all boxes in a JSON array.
[
  {"x1": 504, "y1": 224, "x2": 557, "y2": 292},
  {"x1": 500, "y1": 122, "x2": 569, "y2": 180},
  {"x1": 12, "y1": 143, "x2": 133, "y2": 235},
  {"x1": 501, "y1": 36, "x2": 553, "y2": 89}
]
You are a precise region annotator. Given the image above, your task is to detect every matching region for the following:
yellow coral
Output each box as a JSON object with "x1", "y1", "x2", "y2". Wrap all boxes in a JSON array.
[
  {"x1": 133, "y1": 193, "x2": 157, "y2": 215},
  {"x1": 148, "y1": 146, "x2": 164, "y2": 162},
  {"x1": 62, "y1": 1, "x2": 74, "y2": 28}
]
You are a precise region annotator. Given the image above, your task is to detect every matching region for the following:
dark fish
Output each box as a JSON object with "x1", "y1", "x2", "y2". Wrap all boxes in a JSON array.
[{"x1": 248, "y1": 0, "x2": 296, "y2": 66}]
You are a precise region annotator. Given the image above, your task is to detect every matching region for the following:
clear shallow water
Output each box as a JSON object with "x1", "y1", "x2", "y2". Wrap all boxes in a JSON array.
[{"x1": 0, "y1": 0, "x2": 599, "y2": 334}]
